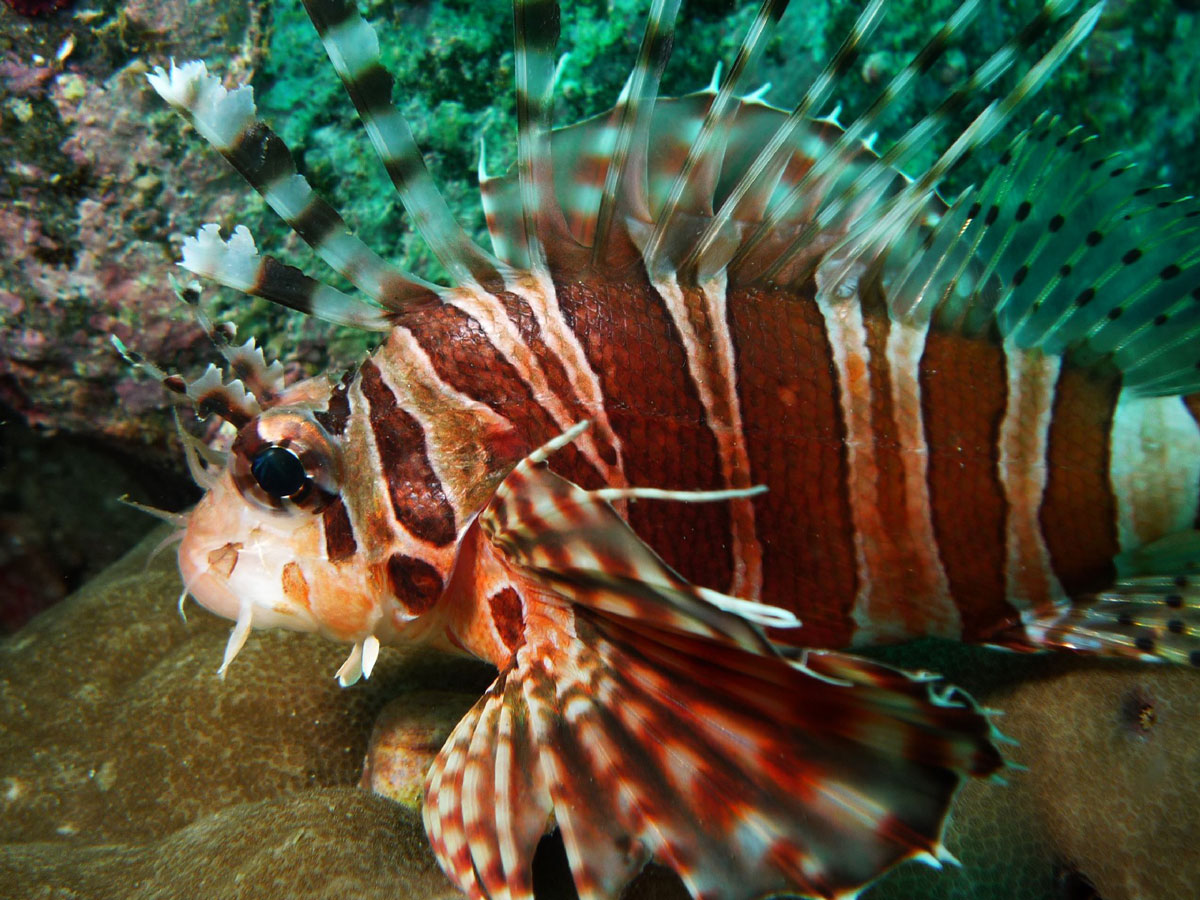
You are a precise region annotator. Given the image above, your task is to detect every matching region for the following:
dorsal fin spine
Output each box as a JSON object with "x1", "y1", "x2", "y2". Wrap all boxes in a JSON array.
[
  {"x1": 513, "y1": 0, "x2": 574, "y2": 276},
  {"x1": 145, "y1": 59, "x2": 436, "y2": 310},
  {"x1": 301, "y1": 0, "x2": 506, "y2": 292},
  {"x1": 590, "y1": 0, "x2": 683, "y2": 265},
  {"x1": 686, "y1": 0, "x2": 895, "y2": 282},
  {"x1": 744, "y1": 0, "x2": 1086, "y2": 284},
  {"x1": 641, "y1": 0, "x2": 791, "y2": 278},
  {"x1": 764, "y1": 2, "x2": 1103, "y2": 286},
  {"x1": 180, "y1": 224, "x2": 395, "y2": 331}
]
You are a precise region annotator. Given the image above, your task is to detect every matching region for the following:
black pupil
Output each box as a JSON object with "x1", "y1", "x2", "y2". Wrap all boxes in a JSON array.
[{"x1": 250, "y1": 445, "x2": 307, "y2": 498}]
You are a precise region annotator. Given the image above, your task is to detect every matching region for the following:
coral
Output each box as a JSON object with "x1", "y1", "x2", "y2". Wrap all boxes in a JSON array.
[
  {"x1": 361, "y1": 689, "x2": 475, "y2": 810},
  {"x1": 0, "y1": 529, "x2": 492, "y2": 897},
  {"x1": 0, "y1": 789, "x2": 463, "y2": 900}
]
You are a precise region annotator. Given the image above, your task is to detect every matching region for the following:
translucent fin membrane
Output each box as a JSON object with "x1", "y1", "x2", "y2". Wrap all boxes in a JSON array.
[
  {"x1": 684, "y1": 0, "x2": 895, "y2": 282},
  {"x1": 875, "y1": 116, "x2": 1200, "y2": 394},
  {"x1": 815, "y1": 3, "x2": 1104, "y2": 288},
  {"x1": 743, "y1": 0, "x2": 1094, "y2": 285}
]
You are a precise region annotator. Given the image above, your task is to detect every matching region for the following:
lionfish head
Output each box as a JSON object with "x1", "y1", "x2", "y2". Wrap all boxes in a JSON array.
[{"x1": 114, "y1": 293, "x2": 400, "y2": 686}]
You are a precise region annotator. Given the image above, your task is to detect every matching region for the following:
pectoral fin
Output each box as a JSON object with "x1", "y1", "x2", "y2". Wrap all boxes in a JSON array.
[
  {"x1": 422, "y1": 423, "x2": 1007, "y2": 900},
  {"x1": 479, "y1": 421, "x2": 798, "y2": 654},
  {"x1": 423, "y1": 605, "x2": 1004, "y2": 900}
]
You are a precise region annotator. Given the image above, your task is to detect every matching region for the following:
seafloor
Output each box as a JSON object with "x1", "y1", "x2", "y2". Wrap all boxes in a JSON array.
[{"x1": 1, "y1": 0, "x2": 1199, "y2": 898}]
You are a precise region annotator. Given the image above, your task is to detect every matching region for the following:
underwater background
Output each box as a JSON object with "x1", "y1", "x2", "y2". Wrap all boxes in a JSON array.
[{"x1": 1, "y1": 0, "x2": 1198, "y2": 897}]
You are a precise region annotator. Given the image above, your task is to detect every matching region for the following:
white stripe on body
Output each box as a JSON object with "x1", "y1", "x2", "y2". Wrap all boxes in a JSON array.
[
  {"x1": 652, "y1": 270, "x2": 763, "y2": 599},
  {"x1": 815, "y1": 258, "x2": 958, "y2": 644},
  {"x1": 1109, "y1": 391, "x2": 1200, "y2": 554},
  {"x1": 997, "y1": 341, "x2": 1067, "y2": 619}
]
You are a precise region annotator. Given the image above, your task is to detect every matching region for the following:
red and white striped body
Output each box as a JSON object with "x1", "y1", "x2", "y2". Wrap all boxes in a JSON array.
[{"x1": 284, "y1": 272, "x2": 1198, "y2": 670}]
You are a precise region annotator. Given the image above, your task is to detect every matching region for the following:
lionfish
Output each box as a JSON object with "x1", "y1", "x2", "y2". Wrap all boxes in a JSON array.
[{"x1": 118, "y1": 0, "x2": 1200, "y2": 897}]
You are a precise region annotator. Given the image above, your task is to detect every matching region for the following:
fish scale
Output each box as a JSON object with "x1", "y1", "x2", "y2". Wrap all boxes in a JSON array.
[{"x1": 116, "y1": 0, "x2": 1200, "y2": 898}]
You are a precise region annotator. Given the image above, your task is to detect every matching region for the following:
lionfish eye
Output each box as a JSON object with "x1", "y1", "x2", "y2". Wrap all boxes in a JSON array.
[
  {"x1": 250, "y1": 445, "x2": 308, "y2": 498},
  {"x1": 229, "y1": 410, "x2": 341, "y2": 512}
]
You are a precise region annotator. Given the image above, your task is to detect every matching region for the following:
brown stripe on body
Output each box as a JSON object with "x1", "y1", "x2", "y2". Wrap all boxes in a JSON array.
[
  {"x1": 497, "y1": 290, "x2": 620, "y2": 469},
  {"x1": 554, "y1": 275, "x2": 733, "y2": 594},
  {"x1": 728, "y1": 283, "x2": 857, "y2": 647},
  {"x1": 322, "y1": 497, "x2": 358, "y2": 561},
  {"x1": 394, "y1": 301, "x2": 602, "y2": 488},
  {"x1": 359, "y1": 359, "x2": 457, "y2": 546},
  {"x1": 920, "y1": 330, "x2": 1014, "y2": 639},
  {"x1": 1040, "y1": 361, "x2": 1120, "y2": 594}
]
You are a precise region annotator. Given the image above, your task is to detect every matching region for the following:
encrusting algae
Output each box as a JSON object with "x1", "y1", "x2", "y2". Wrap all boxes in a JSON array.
[{"x1": 2, "y1": 1, "x2": 1200, "y2": 899}]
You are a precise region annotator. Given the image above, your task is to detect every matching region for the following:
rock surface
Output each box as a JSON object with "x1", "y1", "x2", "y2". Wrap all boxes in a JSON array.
[
  {"x1": 2, "y1": 533, "x2": 1198, "y2": 899},
  {"x1": 0, "y1": 529, "x2": 488, "y2": 898}
]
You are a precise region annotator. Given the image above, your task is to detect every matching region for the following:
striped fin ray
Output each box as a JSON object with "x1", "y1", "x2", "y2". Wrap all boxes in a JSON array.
[
  {"x1": 640, "y1": 0, "x2": 791, "y2": 280},
  {"x1": 813, "y1": 2, "x2": 1104, "y2": 289},
  {"x1": 145, "y1": 60, "x2": 437, "y2": 311},
  {"x1": 878, "y1": 115, "x2": 1200, "y2": 394},
  {"x1": 423, "y1": 667, "x2": 552, "y2": 900},
  {"x1": 588, "y1": 0, "x2": 682, "y2": 266},
  {"x1": 158, "y1": 277, "x2": 289, "y2": 406},
  {"x1": 112, "y1": 336, "x2": 260, "y2": 430},
  {"x1": 300, "y1": 0, "x2": 506, "y2": 291},
  {"x1": 424, "y1": 600, "x2": 1004, "y2": 900},
  {"x1": 510, "y1": 0, "x2": 577, "y2": 275},
  {"x1": 683, "y1": 0, "x2": 894, "y2": 282},
  {"x1": 739, "y1": 0, "x2": 1089, "y2": 285},
  {"x1": 180, "y1": 224, "x2": 394, "y2": 331}
]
